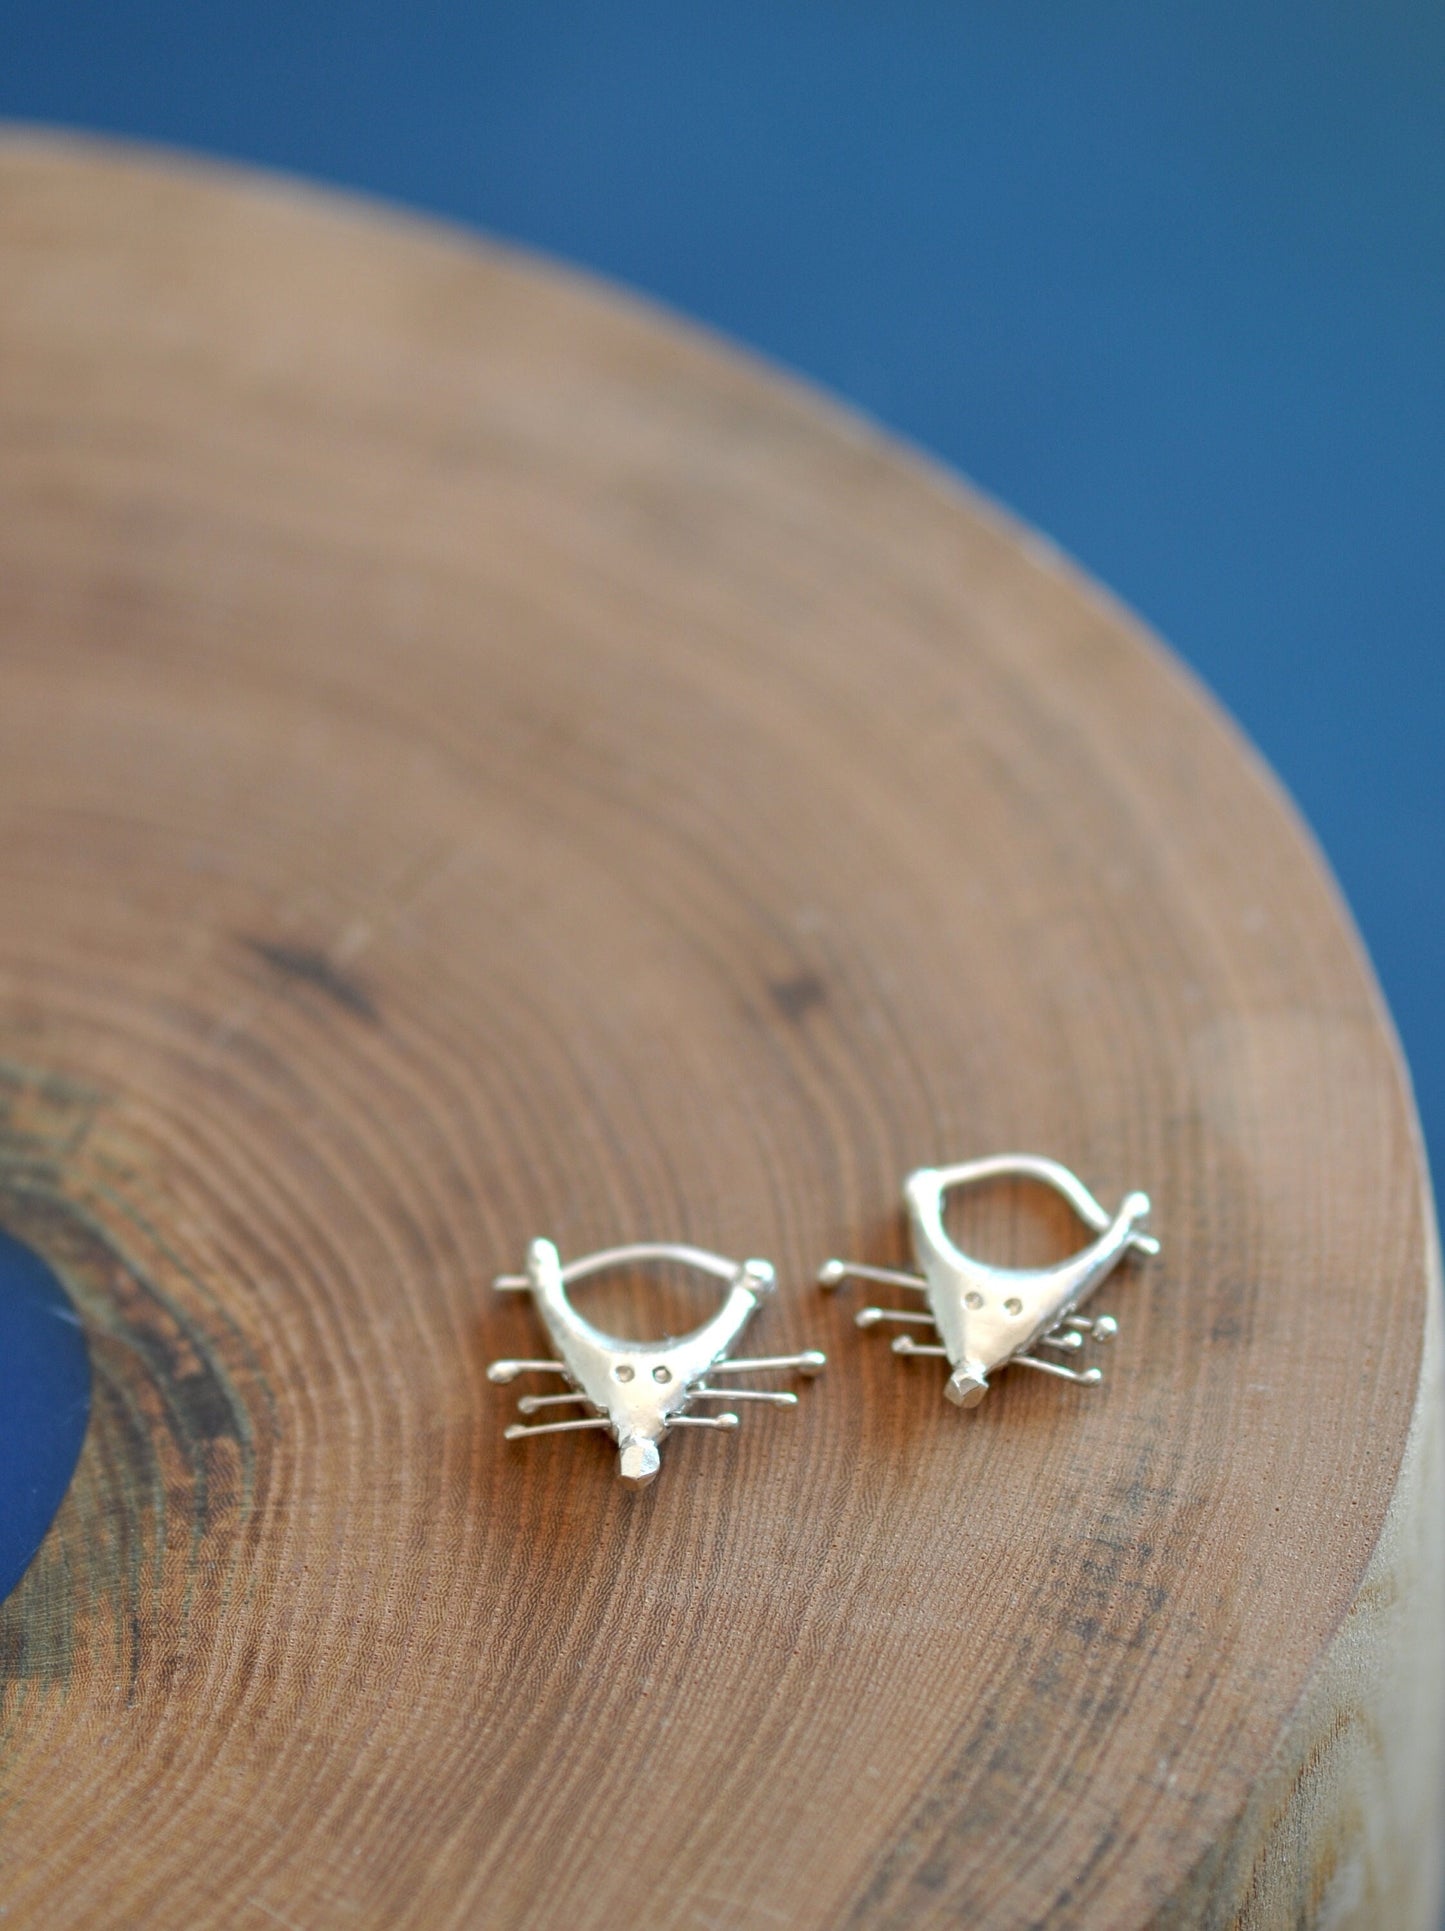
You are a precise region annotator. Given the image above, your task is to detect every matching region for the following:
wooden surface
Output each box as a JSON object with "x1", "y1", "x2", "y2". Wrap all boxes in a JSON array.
[{"x1": 0, "y1": 136, "x2": 1440, "y2": 1930}]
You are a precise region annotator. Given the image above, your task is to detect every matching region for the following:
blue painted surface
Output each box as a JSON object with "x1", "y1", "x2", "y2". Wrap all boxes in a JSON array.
[
  {"x1": 0, "y1": 1230, "x2": 91, "y2": 1602},
  {"x1": 0, "y1": 3, "x2": 1441, "y2": 1592}
]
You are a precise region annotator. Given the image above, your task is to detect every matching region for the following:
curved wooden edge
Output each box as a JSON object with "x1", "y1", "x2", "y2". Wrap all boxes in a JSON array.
[{"x1": 1166, "y1": 1239, "x2": 1444, "y2": 1927}]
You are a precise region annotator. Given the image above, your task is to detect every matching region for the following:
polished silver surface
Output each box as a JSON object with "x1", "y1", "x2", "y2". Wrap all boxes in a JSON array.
[
  {"x1": 489, "y1": 1239, "x2": 825, "y2": 1487},
  {"x1": 820, "y1": 1154, "x2": 1158, "y2": 1408}
]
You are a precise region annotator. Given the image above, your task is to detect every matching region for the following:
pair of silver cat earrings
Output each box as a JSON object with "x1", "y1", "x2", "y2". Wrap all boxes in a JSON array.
[{"x1": 488, "y1": 1153, "x2": 1159, "y2": 1488}]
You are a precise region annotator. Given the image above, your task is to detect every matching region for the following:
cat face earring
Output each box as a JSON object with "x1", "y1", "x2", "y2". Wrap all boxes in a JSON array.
[
  {"x1": 488, "y1": 1238, "x2": 825, "y2": 1488},
  {"x1": 820, "y1": 1154, "x2": 1157, "y2": 1408}
]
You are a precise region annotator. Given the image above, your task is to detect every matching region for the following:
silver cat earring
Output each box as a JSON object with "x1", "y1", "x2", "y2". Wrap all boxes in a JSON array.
[
  {"x1": 820, "y1": 1154, "x2": 1158, "y2": 1408},
  {"x1": 488, "y1": 1238, "x2": 825, "y2": 1488}
]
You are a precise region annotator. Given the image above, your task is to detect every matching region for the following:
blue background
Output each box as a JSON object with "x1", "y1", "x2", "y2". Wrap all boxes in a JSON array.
[
  {"x1": 0, "y1": 1231, "x2": 91, "y2": 1601},
  {"x1": 1, "y1": 11, "x2": 1441, "y2": 1159}
]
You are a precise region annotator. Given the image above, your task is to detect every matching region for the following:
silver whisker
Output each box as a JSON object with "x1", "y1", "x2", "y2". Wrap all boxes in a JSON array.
[
  {"x1": 819, "y1": 1260, "x2": 928, "y2": 1293},
  {"x1": 504, "y1": 1417, "x2": 612, "y2": 1440},
  {"x1": 712, "y1": 1351, "x2": 826, "y2": 1375},
  {"x1": 1013, "y1": 1355, "x2": 1103, "y2": 1387},
  {"x1": 692, "y1": 1386, "x2": 798, "y2": 1405},
  {"x1": 1036, "y1": 1328, "x2": 1085, "y2": 1352}
]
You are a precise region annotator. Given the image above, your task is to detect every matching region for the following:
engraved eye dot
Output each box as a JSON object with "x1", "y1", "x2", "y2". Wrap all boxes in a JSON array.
[
  {"x1": 652, "y1": 1365, "x2": 672, "y2": 1384},
  {"x1": 965, "y1": 1290, "x2": 984, "y2": 1309},
  {"x1": 614, "y1": 1364, "x2": 635, "y2": 1382},
  {"x1": 1004, "y1": 1296, "x2": 1023, "y2": 1316}
]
